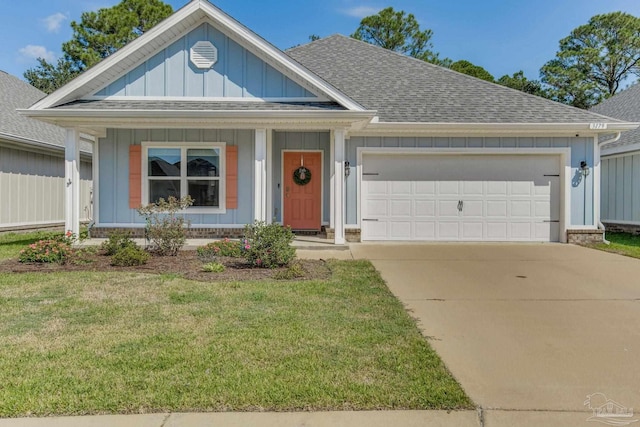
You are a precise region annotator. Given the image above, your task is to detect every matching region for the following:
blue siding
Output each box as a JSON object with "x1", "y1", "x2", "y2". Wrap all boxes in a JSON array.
[
  {"x1": 95, "y1": 23, "x2": 316, "y2": 99},
  {"x1": 98, "y1": 128, "x2": 255, "y2": 226},
  {"x1": 272, "y1": 131, "x2": 330, "y2": 224},
  {"x1": 346, "y1": 136, "x2": 595, "y2": 227},
  {"x1": 602, "y1": 153, "x2": 640, "y2": 223}
]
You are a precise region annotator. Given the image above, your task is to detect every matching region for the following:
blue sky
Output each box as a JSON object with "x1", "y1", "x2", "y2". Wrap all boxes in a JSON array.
[{"x1": 1, "y1": 0, "x2": 640, "y2": 84}]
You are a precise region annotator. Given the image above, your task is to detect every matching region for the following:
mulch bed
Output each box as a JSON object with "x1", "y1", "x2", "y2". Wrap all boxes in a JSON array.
[{"x1": 0, "y1": 250, "x2": 333, "y2": 282}]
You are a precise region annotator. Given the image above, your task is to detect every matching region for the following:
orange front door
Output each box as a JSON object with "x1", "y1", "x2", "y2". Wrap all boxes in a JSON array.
[{"x1": 283, "y1": 151, "x2": 322, "y2": 230}]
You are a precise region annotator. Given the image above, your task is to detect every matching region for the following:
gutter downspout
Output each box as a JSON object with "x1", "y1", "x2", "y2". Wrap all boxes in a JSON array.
[{"x1": 596, "y1": 132, "x2": 622, "y2": 245}]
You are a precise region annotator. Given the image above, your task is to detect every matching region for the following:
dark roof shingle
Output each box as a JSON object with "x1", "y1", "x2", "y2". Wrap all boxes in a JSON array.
[
  {"x1": 287, "y1": 35, "x2": 625, "y2": 125},
  {"x1": 591, "y1": 84, "x2": 640, "y2": 152}
]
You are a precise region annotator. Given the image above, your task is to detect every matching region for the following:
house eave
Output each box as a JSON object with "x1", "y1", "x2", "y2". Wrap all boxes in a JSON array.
[
  {"x1": 601, "y1": 142, "x2": 640, "y2": 157},
  {"x1": 0, "y1": 132, "x2": 92, "y2": 158},
  {"x1": 19, "y1": 108, "x2": 377, "y2": 131},
  {"x1": 351, "y1": 121, "x2": 640, "y2": 137}
]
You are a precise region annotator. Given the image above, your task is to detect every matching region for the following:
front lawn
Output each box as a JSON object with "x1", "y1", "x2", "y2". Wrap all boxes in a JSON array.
[
  {"x1": 0, "y1": 261, "x2": 472, "y2": 417},
  {"x1": 591, "y1": 232, "x2": 640, "y2": 259}
]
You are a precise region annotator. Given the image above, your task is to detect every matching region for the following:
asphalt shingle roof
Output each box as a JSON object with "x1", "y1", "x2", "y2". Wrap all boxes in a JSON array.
[
  {"x1": 54, "y1": 100, "x2": 346, "y2": 111},
  {"x1": 0, "y1": 71, "x2": 67, "y2": 149},
  {"x1": 591, "y1": 84, "x2": 640, "y2": 152},
  {"x1": 287, "y1": 35, "x2": 625, "y2": 125}
]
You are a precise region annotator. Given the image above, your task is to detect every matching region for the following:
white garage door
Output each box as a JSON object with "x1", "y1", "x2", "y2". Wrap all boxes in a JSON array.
[{"x1": 361, "y1": 154, "x2": 561, "y2": 242}]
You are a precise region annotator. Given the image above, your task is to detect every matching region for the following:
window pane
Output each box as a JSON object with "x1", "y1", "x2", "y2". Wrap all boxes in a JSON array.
[
  {"x1": 188, "y1": 180, "x2": 219, "y2": 207},
  {"x1": 187, "y1": 149, "x2": 219, "y2": 177},
  {"x1": 148, "y1": 149, "x2": 181, "y2": 177},
  {"x1": 149, "y1": 180, "x2": 181, "y2": 203}
]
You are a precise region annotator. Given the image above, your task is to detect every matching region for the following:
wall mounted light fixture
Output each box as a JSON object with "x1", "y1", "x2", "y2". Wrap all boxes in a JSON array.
[
  {"x1": 344, "y1": 161, "x2": 351, "y2": 178},
  {"x1": 580, "y1": 161, "x2": 590, "y2": 177}
]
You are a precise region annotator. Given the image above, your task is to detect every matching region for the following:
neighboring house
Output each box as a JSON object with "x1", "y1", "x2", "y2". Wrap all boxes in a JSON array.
[
  {"x1": 591, "y1": 84, "x2": 640, "y2": 234},
  {"x1": 22, "y1": 0, "x2": 637, "y2": 244},
  {"x1": 0, "y1": 71, "x2": 92, "y2": 232}
]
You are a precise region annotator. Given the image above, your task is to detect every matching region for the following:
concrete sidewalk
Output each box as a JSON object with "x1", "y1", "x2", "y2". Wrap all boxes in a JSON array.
[{"x1": 0, "y1": 411, "x2": 480, "y2": 427}]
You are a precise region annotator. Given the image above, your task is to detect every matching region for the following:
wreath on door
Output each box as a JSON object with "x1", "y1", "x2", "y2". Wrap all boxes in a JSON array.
[{"x1": 293, "y1": 166, "x2": 312, "y2": 186}]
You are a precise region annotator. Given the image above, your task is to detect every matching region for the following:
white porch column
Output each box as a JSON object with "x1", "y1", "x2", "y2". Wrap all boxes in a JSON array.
[
  {"x1": 254, "y1": 129, "x2": 267, "y2": 222},
  {"x1": 333, "y1": 129, "x2": 346, "y2": 244},
  {"x1": 64, "y1": 128, "x2": 81, "y2": 236},
  {"x1": 266, "y1": 130, "x2": 273, "y2": 223},
  {"x1": 593, "y1": 136, "x2": 601, "y2": 228}
]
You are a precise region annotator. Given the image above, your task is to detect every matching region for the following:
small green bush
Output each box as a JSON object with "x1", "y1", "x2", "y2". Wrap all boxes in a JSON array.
[
  {"x1": 273, "y1": 261, "x2": 305, "y2": 280},
  {"x1": 137, "y1": 196, "x2": 193, "y2": 256},
  {"x1": 67, "y1": 246, "x2": 98, "y2": 265},
  {"x1": 197, "y1": 239, "x2": 243, "y2": 259},
  {"x1": 243, "y1": 221, "x2": 296, "y2": 268},
  {"x1": 18, "y1": 240, "x2": 71, "y2": 263},
  {"x1": 111, "y1": 246, "x2": 150, "y2": 267},
  {"x1": 101, "y1": 231, "x2": 137, "y2": 255},
  {"x1": 202, "y1": 262, "x2": 225, "y2": 273}
]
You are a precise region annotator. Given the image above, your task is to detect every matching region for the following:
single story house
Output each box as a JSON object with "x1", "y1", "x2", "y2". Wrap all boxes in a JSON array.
[
  {"x1": 21, "y1": 0, "x2": 638, "y2": 244},
  {"x1": 591, "y1": 84, "x2": 640, "y2": 234},
  {"x1": 0, "y1": 70, "x2": 92, "y2": 232}
]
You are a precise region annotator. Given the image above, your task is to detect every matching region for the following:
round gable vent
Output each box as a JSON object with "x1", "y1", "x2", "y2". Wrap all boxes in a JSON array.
[{"x1": 190, "y1": 41, "x2": 218, "y2": 69}]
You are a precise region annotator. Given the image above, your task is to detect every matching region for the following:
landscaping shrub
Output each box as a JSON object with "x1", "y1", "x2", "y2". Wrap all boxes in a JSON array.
[
  {"x1": 111, "y1": 246, "x2": 150, "y2": 266},
  {"x1": 101, "y1": 231, "x2": 137, "y2": 255},
  {"x1": 18, "y1": 240, "x2": 71, "y2": 264},
  {"x1": 196, "y1": 238, "x2": 243, "y2": 259},
  {"x1": 243, "y1": 221, "x2": 296, "y2": 268},
  {"x1": 137, "y1": 196, "x2": 193, "y2": 256},
  {"x1": 273, "y1": 261, "x2": 305, "y2": 280},
  {"x1": 202, "y1": 262, "x2": 225, "y2": 273}
]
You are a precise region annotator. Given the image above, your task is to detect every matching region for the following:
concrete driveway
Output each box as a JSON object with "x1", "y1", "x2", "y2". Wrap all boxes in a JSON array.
[{"x1": 351, "y1": 243, "x2": 640, "y2": 426}]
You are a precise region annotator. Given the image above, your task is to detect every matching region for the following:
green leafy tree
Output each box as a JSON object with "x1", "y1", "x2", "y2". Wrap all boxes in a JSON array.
[
  {"x1": 450, "y1": 60, "x2": 494, "y2": 82},
  {"x1": 24, "y1": 0, "x2": 172, "y2": 94},
  {"x1": 351, "y1": 7, "x2": 449, "y2": 65},
  {"x1": 497, "y1": 71, "x2": 547, "y2": 98},
  {"x1": 540, "y1": 12, "x2": 640, "y2": 109}
]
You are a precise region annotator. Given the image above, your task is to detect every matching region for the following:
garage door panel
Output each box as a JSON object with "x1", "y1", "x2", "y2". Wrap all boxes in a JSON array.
[
  {"x1": 487, "y1": 181, "x2": 508, "y2": 195},
  {"x1": 390, "y1": 221, "x2": 412, "y2": 239},
  {"x1": 391, "y1": 181, "x2": 412, "y2": 195},
  {"x1": 438, "y1": 222, "x2": 460, "y2": 239},
  {"x1": 511, "y1": 222, "x2": 533, "y2": 239},
  {"x1": 462, "y1": 201, "x2": 483, "y2": 217},
  {"x1": 415, "y1": 221, "x2": 436, "y2": 239},
  {"x1": 462, "y1": 222, "x2": 483, "y2": 239},
  {"x1": 438, "y1": 181, "x2": 460, "y2": 195},
  {"x1": 366, "y1": 199, "x2": 389, "y2": 216},
  {"x1": 487, "y1": 222, "x2": 508, "y2": 239},
  {"x1": 390, "y1": 200, "x2": 412, "y2": 217},
  {"x1": 487, "y1": 201, "x2": 508, "y2": 218},
  {"x1": 415, "y1": 200, "x2": 436, "y2": 216},
  {"x1": 361, "y1": 154, "x2": 560, "y2": 242},
  {"x1": 462, "y1": 181, "x2": 483, "y2": 196},
  {"x1": 439, "y1": 200, "x2": 461, "y2": 217},
  {"x1": 415, "y1": 181, "x2": 436, "y2": 195},
  {"x1": 511, "y1": 201, "x2": 533, "y2": 217},
  {"x1": 511, "y1": 181, "x2": 533, "y2": 195}
]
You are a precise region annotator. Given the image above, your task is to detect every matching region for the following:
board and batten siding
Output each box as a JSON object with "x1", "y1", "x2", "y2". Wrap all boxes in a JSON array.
[
  {"x1": 98, "y1": 128, "x2": 254, "y2": 226},
  {"x1": 0, "y1": 144, "x2": 92, "y2": 229},
  {"x1": 602, "y1": 153, "x2": 640, "y2": 223},
  {"x1": 272, "y1": 131, "x2": 331, "y2": 224},
  {"x1": 345, "y1": 136, "x2": 595, "y2": 227},
  {"x1": 94, "y1": 23, "x2": 315, "y2": 99}
]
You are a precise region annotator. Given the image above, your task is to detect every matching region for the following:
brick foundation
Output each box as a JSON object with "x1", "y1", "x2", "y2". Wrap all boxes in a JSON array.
[
  {"x1": 325, "y1": 228, "x2": 361, "y2": 242},
  {"x1": 602, "y1": 222, "x2": 640, "y2": 235},
  {"x1": 90, "y1": 227, "x2": 245, "y2": 239},
  {"x1": 567, "y1": 229, "x2": 605, "y2": 244}
]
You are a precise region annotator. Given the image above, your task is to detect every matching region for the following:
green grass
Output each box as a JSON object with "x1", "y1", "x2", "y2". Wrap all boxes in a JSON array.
[
  {"x1": 0, "y1": 261, "x2": 471, "y2": 417},
  {"x1": 592, "y1": 232, "x2": 640, "y2": 258},
  {"x1": 0, "y1": 230, "x2": 65, "y2": 261}
]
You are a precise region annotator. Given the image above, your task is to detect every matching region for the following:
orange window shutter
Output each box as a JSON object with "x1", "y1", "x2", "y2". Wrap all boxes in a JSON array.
[
  {"x1": 226, "y1": 146, "x2": 238, "y2": 209},
  {"x1": 129, "y1": 145, "x2": 142, "y2": 209}
]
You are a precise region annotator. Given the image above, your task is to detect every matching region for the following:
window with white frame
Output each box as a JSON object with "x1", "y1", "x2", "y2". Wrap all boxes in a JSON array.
[{"x1": 144, "y1": 144, "x2": 225, "y2": 211}]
